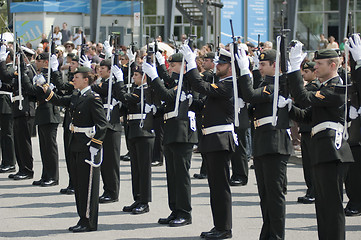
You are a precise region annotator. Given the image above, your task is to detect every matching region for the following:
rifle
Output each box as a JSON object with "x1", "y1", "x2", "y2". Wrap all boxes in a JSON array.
[
  {"x1": 16, "y1": 38, "x2": 23, "y2": 110},
  {"x1": 127, "y1": 32, "x2": 137, "y2": 93},
  {"x1": 80, "y1": 30, "x2": 86, "y2": 60},
  {"x1": 106, "y1": 33, "x2": 115, "y2": 121},
  {"x1": 229, "y1": 19, "x2": 240, "y2": 127},
  {"x1": 212, "y1": 36, "x2": 220, "y2": 84},
  {"x1": 47, "y1": 25, "x2": 54, "y2": 84},
  {"x1": 0, "y1": 27, "x2": 3, "y2": 46},
  {"x1": 13, "y1": 32, "x2": 17, "y2": 69},
  {"x1": 171, "y1": 34, "x2": 179, "y2": 53}
]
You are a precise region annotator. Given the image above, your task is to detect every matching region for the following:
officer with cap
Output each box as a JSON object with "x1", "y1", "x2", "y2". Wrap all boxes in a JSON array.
[
  {"x1": 42, "y1": 66, "x2": 107, "y2": 232},
  {"x1": 287, "y1": 45, "x2": 354, "y2": 240},
  {"x1": 296, "y1": 61, "x2": 320, "y2": 204},
  {"x1": 236, "y1": 48, "x2": 293, "y2": 240},
  {"x1": 180, "y1": 46, "x2": 236, "y2": 239},
  {"x1": 143, "y1": 51, "x2": 197, "y2": 227}
]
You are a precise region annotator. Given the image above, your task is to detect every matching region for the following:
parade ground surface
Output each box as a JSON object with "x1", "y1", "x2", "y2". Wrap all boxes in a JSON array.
[{"x1": 0, "y1": 127, "x2": 360, "y2": 240}]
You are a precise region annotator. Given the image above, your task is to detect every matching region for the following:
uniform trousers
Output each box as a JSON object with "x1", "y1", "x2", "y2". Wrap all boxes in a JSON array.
[
  {"x1": 312, "y1": 161, "x2": 349, "y2": 240},
  {"x1": 203, "y1": 151, "x2": 232, "y2": 231},
  {"x1": 13, "y1": 116, "x2": 34, "y2": 175},
  {"x1": 254, "y1": 154, "x2": 288, "y2": 240},
  {"x1": 152, "y1": 116, "x2": 164, "y2": 164},
  {"x1": 300, "y1": 133, "x2": 314, "y2": 197},
  {"x1": 63, "y1": 110, "x2": 72, "y2": 188},
  {"x1": 231, "y1": 127, "x2": 249, "y2": 182},
  {"x1": 163, "y1": 142, "x2": 193, "y2": 219},
  {"x1": 38, "y1": 123, "x2": 59, "y2": 181},
  {"x1": 70, "y1": 150, "x2": 100, "y2": 230},
  {"x1": 100, "y1": 129, "x2": 121, "y2": 199},
  {"x1": 0, "y1": 113, "x2": 15, "y2": 166},
  {"x1": 345, "y1": 145, "x2": 361, "y2": 211},
  {"x1": 128, "y1": 137, "x2": 154, "y2": 203}
]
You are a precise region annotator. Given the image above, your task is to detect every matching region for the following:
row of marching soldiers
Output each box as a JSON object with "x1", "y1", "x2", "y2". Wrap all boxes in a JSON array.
[{"x1": 0, "y1": 30, "x2": 360, "y2": 240}]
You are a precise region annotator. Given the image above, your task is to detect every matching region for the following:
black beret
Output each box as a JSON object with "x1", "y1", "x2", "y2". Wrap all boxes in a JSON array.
[
  {"x1": 71, "y1": 55, "x2": 79, "y2": 62},
  {"x1": 259, "y1": 49, "x2": 276, "y2": 62},
  {"x1": 74, "y1": 66, "x2": 92, "y2": 74},
  {"x1": 302, "y1": 61, "x2": 316, "y2": 70},
  {"x1": 204, "y1": 52, "x2": 215, "y2": 59},
  {"x1": 100, "y1": 59, "x2": 112, "y2": 68},
  {"x1": 314, "y1": 49, "x2": 339, "y2": 59},
  {"x1": 168, "y1": 53, "x2": 183, "y2": 62},
  {"x1": 133, "y1": 64, "x2": 143, "y2": 74},
  {"x1": 36, "y1": 52, "x2": 49, "y2": 60}
]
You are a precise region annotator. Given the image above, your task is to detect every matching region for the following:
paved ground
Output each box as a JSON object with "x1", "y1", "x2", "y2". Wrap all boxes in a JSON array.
[{"x1": 0, "y1": 127, "x2": 360, "y2": 239}]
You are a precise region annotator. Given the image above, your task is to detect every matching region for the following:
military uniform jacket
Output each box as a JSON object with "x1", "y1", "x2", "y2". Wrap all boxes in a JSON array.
[
  {"x1": 44, "y1": 87, "x2": 107, "y2": 152},
  {"x1": 113, "y1": 81, "x2": 155, "y2": 139},
  {"x1": 186, "y1": 68, "x2": 235, "y2": 153},
  {"x1": 150, "y1": 73, "x2": 197, "y2": 145},
  {"x1": 92, "y1": 78, "x2": 122, "y2": 131},
  {"x1": 298, "y1": 79, "x2": 321, "y2": 133},
  {"x1": 288, "y1": 70, "x2": 353, "y2": 164},
  {"x1": 0, "y1": 61, "x2": 37, "y2": 118},
  {"x1": 0, "y1": 62, "x2": 14, "y2": 114},
  {"x1": 238, "y1": 73, "x2": 293, "y2": 157}
]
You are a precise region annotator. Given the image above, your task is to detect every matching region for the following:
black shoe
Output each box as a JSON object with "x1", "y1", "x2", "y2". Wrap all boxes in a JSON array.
[
  {"x1": 194, "y1": 173, "x2": 207, "y2": 179},
  {"x1": 205, "y1": 229, "x2": 232, "y2": 239},
  {"x1": 32, "y1": 179, "x2": 45, "y2": 186},
  {"x1": 0, "y1": 165, "x2": 15, "y2": 173},
  {"x1": 158, "y1": 213, "x2": 177, "y2": 224},
  {"x1": 297, "y1": 195, "x2": 315, "y2": 204},
  {"x1": 201, "y1": 227, "x2": 216, "y2": 238},
  {"x1": 230, "y1": 178, "x2": 247, "y2": 186},
  {"x1": 68, "y1": 224, "x2": 80, "y2": 231},
  {"x1": 345, "y1": 208, "x2": 361, "y2": 217},
  {"x1": 120, "y1": 153, "x2": 131, "y2": 161},
  {"x1": 41, "y1": 179, "x2": 59, "y2": 187},
  {"x1": 72, "y1": 225, "x2": 96, "y2": 233},
  {"x1": 123, "y1": 201, "x2": 140, "y2": 212},
  {"x1": 132, "y1": 203, "x2": 149, "y2": 214},
  {"x1": 60, "y1": 187, "x2": 75, "y2": 194},
  {"x1": 99, "y1": 195, "x2": 118, "y2": 204},
  {"x1": 169, "y1": 217, "x2": 192, "y2": 227},
  {"x1": 9, "y1": 172, "x2": 20, "y2": 179},
  {"x1": 13, "y1": 173, "x2": 33, "y2": 180},
  {"x1": 151, "y1": 161, "x2": 163, "y2": 167}
]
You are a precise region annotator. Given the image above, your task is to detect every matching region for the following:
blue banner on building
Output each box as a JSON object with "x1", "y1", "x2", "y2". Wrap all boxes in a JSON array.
[
  {"x1": 221, "y1": 0, "x2": 244, "y2": 45},
  {"x1": 247, "y1": 0, "x2": 269, "y2": 44},
  {"x1": 15, "y1": 21, "x2": 43, "y2": 45}
]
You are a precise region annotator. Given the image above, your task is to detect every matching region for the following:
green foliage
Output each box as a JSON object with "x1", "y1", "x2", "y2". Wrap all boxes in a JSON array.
[{"x1": 0, "y1": 2, "x2": 7, "y2": 30}]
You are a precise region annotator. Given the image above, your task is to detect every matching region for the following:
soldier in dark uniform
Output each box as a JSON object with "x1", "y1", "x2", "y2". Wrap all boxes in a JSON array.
[
  {"x1": 91, "y1": 59, "x2": 122, "y2": 203},
  {"x1": 287, "y1": 45, "x2": 354, "y2": 240},
  {"x1": 236, "y1": 49, "x2": 293, "y2": 240},
  {"x1": 143, "y1": 52, "x2": 197, "y2": 227},
  {"x1": 0, "y1": 46, "x2": 16, "y2": 174},
  {"x1": 0, "y1": 46, "x2": 36, "y2": 180},
  {"x1": 29, "y1": 52, "x2": 63, "y2": 187},
  {"x1": 296, "y1": 61, "x2": 320, "y2": 204},
  {"x1": 181, "y1": 46, "x2": 235, "y2": 239},
  {"x1": 42, "y1": 66, "x2": 107, "y2": 232},
  {"x1": 113, "y1": 64, "x2": 155, "y2": 214}
]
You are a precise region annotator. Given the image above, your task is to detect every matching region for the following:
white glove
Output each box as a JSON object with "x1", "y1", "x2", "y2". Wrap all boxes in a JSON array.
[
  {"x1": 180, "y1": 44, "x2": 196, "y2": 71},
  {"x1": 104, "y1": 40, "x2": 113, "y2": 59},
  {"x1": 358, "y1": 107, "x2": 361, "y2": 115},
  {"x1": 278, "y1": 96, "x2": 292, "y2": 111},
  {"x1": 145, "y1": 104, "x2": 157, "y2": 114},
  {"x1": 142, "y1": 60, "x2": 158, "y2": 80},
  {"x1": 111, "y1": 65, "x2": 124, "y2": 82},
  {"x1": 50, "y1": 54, "x2": 59, "y2": 71},
  {"x1": 252, "y1": 51, "x2": 260, "y2": 70},
  {"x1": 289, "y1": 41, "x2": 307, "y2": 73},
  {"x1": 180, "y1": 91, "x2": 187, "y2": 102},
  {"x1": 347, "y1": 34, "x2": 361, "y2": 62},
  {"x1": 85, "y1": 146, "x2": 101, "y2": 167},
  {"x1": 34, "y1": 74, "x2": 46, "y2": 86},
  {"x1": 127, "y1": 48, "x2": 137, "y2": 64},
  {"x1": 79, "y1": 55, "x2": 92, "y2": 68},
  {"x1": 0, "y1": 45, "x2": 9, "y2": 62},
  {"x1": 235, "y1": 47, "x2": 250, "y2": 75},
  {"x1": 187, "y1": 94, "x2": 193, "y2": 106},
  {"x1": 49, "y1": 83, "x2": 55, "y2": 90},
  {"x1": 238, "y1": 98, "x2": 245, "y2": 109},
  {"x1": 349, "y1": 105, "x2": 359, "y2": 120},
  {"x1": 155, "y1": 51, "x2": 165, "y2": 65}
]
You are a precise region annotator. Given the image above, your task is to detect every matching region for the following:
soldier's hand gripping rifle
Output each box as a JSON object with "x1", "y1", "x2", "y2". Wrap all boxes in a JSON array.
[
  {"x1": 212, "y1": 36, "x2": 220, "y2": 84},
  {"x1": 229, "y1": 19, "x2": 240, "y2": 127}
]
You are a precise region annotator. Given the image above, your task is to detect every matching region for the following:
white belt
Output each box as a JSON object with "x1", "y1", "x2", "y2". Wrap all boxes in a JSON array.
[
  {"x1": 127, "y1": 113, "x2": 146, "y2": 120},
  {"x1": 253, "y1": 116, "x2": 275, "y2": 128},
  {"x1": 311, "y1": 121, "x2": 343, "y2": 137},
  {"x1": 69, "y1": 123, "x2": 96, "y2": 138},
  {"x1": 103, "y1": 104, "x2": 113, "y2": 110},
  {"x1": 164, "y1": 111, "x2": 178, "y2": 120},
  {"x1": 11, "y1": 95, "x2": 24, "y2": 102},
  {"x1": 126, "y1": 83, "x2": 133, "y2": 88},
  {"x1": 0, "y1": 91, "x2": 12, "y2": 96},
  {"x1": 202, "y1": 124, "x2": 234, "y2": 135}
]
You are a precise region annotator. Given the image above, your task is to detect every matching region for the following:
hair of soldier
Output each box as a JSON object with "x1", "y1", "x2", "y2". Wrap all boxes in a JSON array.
[
  {"x1": 326, "y1": 57, "x2": 341, "y2": 69},
  {"x1": 80, "y1": 71, "x2": 96, "y2": 85},
  {"x1": 6, "y1": 48, "x2": 14, "y2": 60}
]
